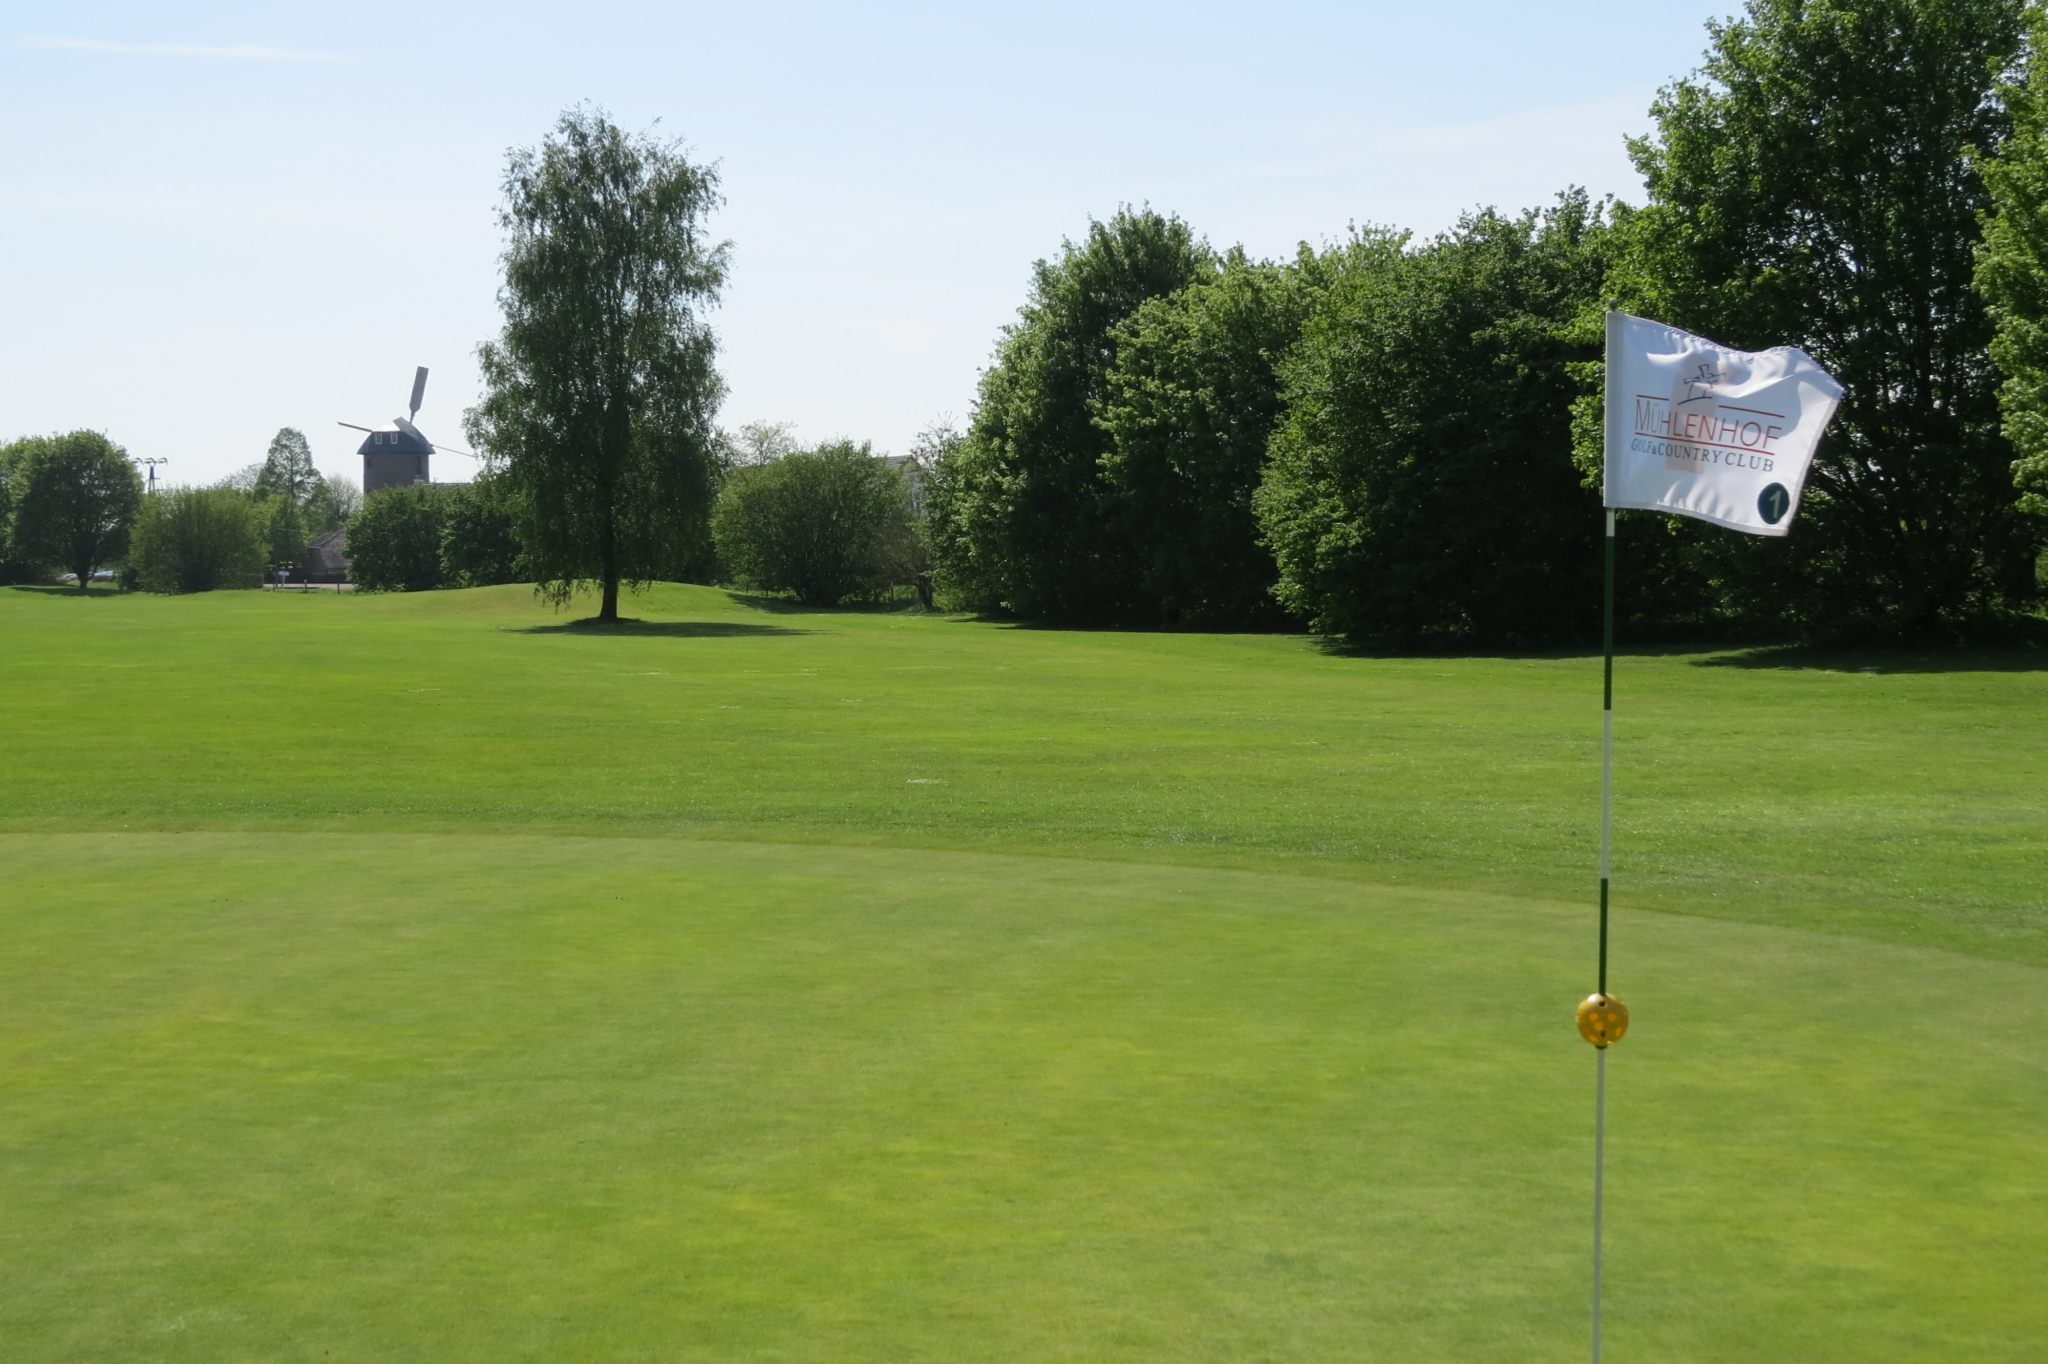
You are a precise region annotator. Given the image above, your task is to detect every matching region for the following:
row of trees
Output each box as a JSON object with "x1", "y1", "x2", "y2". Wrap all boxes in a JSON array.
[
  {"x1": 924, "y1": 0, "x2": 2048, "y2": 644},
  {"x1": 338, "y1": 6, "x2": 2048, "y2": 643},
  {"x1": 129, "y1": 428, "x2": 362, "y2": 593},
  {"x1": 0, "y1": 426, "x2": 363, "y2": 592},
  {"x1": 346, "y1": 479, "x2": 522, "y2": 592},
  {"x1": 325, "y1": 0, "x2": 2048, "y2": 643},
  {"x1": 5, "y1": 109, "x2": 911, "y2": 609},
  {"x1": 222, "y1": 429, "x2": 361, "y2": 569},
  {"x1": 343, "y1": 431, "x2": 927, "y2": 607}
]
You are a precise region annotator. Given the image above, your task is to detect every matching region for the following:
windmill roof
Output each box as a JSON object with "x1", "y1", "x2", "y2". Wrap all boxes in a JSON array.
[{"x1": 357, "y1": 424, "x2": 434, "y2": 456}]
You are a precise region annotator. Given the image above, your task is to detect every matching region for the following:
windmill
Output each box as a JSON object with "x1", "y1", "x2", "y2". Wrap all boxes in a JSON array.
[{"x1": 338, "y1": 366, "x2": 476, "y2": 494}]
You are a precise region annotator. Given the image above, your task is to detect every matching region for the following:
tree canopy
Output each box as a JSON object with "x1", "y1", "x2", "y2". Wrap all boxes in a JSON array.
[
  {"x1": 1616, "y1": 0, "x2": 2037, "y2": 639},
  {"x1": 0, "y1": 439, "x2": 31, "y2": 583},
  {"x1": 1257, "y1": 200, "x2": 1616, "y2": 645},
  {"x1": 344, "y1": 480, "x2": 523, "y2": 593},
  {"x1": 725, "y1": 421, "x2": 800, "y2": 468},
  {"x1": 439, "y1": 475, "x2": 525, "y2": 589},
  {"x1": 255, "y1": 428, "x2": 323, "y2": 508},
  {"x1": 927, "y1": 208, "x2": 1212, "y2": 620},
  {"x1": 1098, "y1": 245, "x2": 1332, "y2": 628},
  {"x1": 348, "y1": 484, "x2": 453, "y2": 593},
  {"x1": 1978, "y1": 2, "x2": 2048, "y2": 535},
  {"x1": 9, "y1": 431, "x2": 143, "y2": 589},
  {"x1": 467, "y1": 106, "x2": 729, "y2": 621}
]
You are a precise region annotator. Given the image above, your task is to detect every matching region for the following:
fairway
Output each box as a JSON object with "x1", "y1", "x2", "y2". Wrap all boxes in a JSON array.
[{"x1": 3, "y1": 585, "x2": 2045, "y2": 1360}]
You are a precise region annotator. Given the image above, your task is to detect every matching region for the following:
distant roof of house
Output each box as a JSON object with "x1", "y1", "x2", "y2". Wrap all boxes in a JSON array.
[{"x1": 301, "y1": 527, "x2": 349, "y2": 574}]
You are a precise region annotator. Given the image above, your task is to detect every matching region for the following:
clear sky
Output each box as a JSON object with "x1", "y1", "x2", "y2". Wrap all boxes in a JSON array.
[{"x1": 1, "y1": 2, "x2": 1728, "y2": 488}]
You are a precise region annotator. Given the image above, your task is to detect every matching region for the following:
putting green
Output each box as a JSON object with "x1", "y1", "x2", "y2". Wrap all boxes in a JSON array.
[
  {"x1": 3, "y1": 833, "x2": 2042, "y2": 1362},
  {"x1": 1, "y1": 584, "x2": 2043, "y2": 1359}
]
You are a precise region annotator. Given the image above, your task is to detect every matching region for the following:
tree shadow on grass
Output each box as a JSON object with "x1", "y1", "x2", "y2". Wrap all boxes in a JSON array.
[
  {"x1": 1692, "y1": 644, "x2": 2048, "y2": 674},
  {"x1": 515, "y1": 618, "x2": 813, "y2": 638},
  {"x1": 990, "y1": 617, "x2": 1302, "y2": 637},
  {"x1": 719, "y1": 590, "x2": 932, "y2": 616},
  {"x1": 1299, "y1": 635, "x2": 2048, "y2": 673},
  {"x1": 7, "y1": 584, "x2": 124, "y2": 598},
  {"x1": 1308, "y1": 639, "x2": 1711, "y2": 661}
]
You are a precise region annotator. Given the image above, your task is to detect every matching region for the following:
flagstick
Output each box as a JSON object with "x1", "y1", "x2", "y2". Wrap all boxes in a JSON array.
[
  {"x1": 1593, "y1": 506, "x2": 1616, "y2": 1364},
  {"x1": 1600, "y1": 507, "x2": 1614, "y2": 993},
  {"x1": 1592, "y1": 1045, "x2": 1609, "y2": 1364}
]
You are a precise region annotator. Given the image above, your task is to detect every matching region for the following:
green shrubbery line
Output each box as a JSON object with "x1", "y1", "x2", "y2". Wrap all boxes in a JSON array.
[
  {"x1": 340, "y1": 437, "x2": 926, "y2": 604},
  {"x1": 928, "y1": 0, "x2": 2048, "y2": 646},
  {"x1": 0, "y1": 422, "x2": 929, "y2": 607},
  {"x1": 0, "y1": 428, "x2": 359, "y2": 592}
]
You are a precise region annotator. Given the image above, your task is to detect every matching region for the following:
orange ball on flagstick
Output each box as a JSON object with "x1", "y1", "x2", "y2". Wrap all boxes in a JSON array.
[{"x1": 1576, "y1": 993, "x2": 1630, "y2": 1048}]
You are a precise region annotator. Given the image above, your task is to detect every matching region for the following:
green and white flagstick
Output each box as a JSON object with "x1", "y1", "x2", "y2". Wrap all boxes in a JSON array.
[
  {"x1": 1580, "y1": 507, "x2": 1626, "y2": 1364},
  {"x1": 1581, "y1": 309, "x2": 1843, "y2": 1362}
]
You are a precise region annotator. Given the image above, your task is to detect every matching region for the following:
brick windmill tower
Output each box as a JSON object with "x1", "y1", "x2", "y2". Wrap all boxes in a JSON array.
[{"x1": 339, "y1": 367, "x2": 470, "y2": 493}]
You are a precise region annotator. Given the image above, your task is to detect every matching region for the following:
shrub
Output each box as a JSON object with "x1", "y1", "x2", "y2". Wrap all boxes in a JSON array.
[
  {"x1": 0, "y1": 439, "x2": 39, "y2": 584},
  {"x1": 440, "y1": 479, "x2": 524, "y2": 587},
  {"x1": 129, "y1": 487, "x2": 267, "y2": 593},
  {"x1": 713, "y1": 442, "x2": 919, "y2": 606},
  {"x1": 346, "y1": 482, "x2": 525, "y2": 591},
  {"x1": 347, "y1": 483, "x2": 449, "y2": 592}
]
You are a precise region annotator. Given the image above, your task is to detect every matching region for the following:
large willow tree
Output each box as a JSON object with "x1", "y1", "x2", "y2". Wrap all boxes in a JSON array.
[{"x1": 468, "y1": 107, "x2": 729, "y2": 622}]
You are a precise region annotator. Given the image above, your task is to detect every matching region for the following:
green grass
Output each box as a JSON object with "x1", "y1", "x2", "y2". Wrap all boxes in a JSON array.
[{"x1": 2, "y1": 584, "x2": 2044, "y2": 1360}]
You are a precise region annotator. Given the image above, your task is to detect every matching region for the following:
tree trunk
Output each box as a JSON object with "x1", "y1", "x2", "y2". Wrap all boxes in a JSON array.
[
  {"x1": 597, "y1": 398, "x2": 625, "y2": 623},
  {"x1": 74, "y1": 557, "x2": 92, "y2": 592},
  {"x1": 598, "y1": 501, "x2": 620, "y2": 622}
]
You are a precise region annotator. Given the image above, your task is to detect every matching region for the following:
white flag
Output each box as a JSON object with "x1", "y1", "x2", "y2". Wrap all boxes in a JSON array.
[{"x1": 1603, "y1": 311, "x2": 1843, "y2": 536}]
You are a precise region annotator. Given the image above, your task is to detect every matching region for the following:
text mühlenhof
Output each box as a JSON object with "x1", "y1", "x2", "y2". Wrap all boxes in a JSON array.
[{"x1": 1602, "y1": 312, "x2": 1843, "y2": 536}]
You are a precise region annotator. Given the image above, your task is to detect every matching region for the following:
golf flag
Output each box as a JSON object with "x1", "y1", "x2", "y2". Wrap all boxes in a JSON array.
[
  {"x1": 1603, "y1": 311, "x2": 1843, "y2": 535},
  {"x1": 1586, "y1": 313, "x2": 1842, "y2": 1364}
]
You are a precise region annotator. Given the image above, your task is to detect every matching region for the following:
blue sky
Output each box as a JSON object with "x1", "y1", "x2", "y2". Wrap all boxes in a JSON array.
[{"x1": 1, "y1": 2, "x2": 1726, "y2": 487}]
